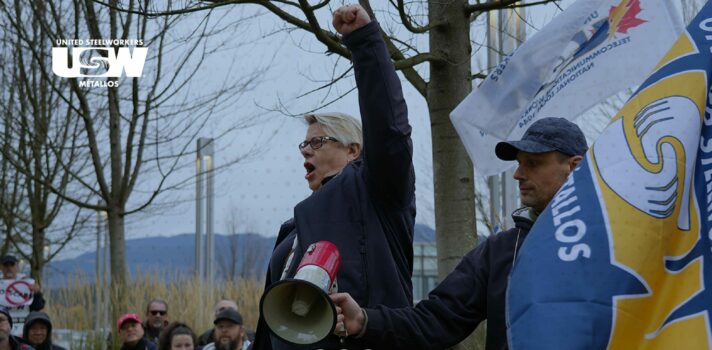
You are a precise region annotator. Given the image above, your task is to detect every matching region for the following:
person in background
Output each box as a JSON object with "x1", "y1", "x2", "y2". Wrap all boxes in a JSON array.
[
  {"x1": 0, "y1": 256, "x2": 44, "y2": 311},
  {"x1": 0, "y1": 307, "x2": 32, "y2": 350},
  {"x1": 196, "y1": 300, "x2": 236, "y2": 346},
  {"x1": 118, "y1": 313, "x2": 156, "y2": 350},
  {"x1": 158, "y1": 322, "x2": 195, "y2": 350},
  {"x1": 201, "y1": 309, "x2": 250, "y2": 350},
  {"x1": 144, "y1": 299, "x2": 169, "y2": 344},
  {"x1": 22, "y1": 312, "x2": 64, "y2": 350}
]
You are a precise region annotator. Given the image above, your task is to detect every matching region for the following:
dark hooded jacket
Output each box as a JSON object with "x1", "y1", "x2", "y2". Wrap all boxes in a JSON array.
[
  {"x1": 253, "y1": 21, "x2": 416, "y2": 350},
  {"x1": 359, "y1": 207, "x2": 535, "y2": 350},
  {"x1": 22, "y1": 312, "x2": 65, "y2": 350}
]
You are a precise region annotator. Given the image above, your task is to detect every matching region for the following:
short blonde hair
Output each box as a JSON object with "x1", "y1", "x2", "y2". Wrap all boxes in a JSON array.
[{"x1": 304, "y1": 112, "x2": 363, "y2": 146}]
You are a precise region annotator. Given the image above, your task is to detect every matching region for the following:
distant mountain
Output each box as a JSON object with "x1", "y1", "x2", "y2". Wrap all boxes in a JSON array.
[
  {"x1": 46, "y1": 224, "x2": 438, "y2": 287},
  {"x1": 413, "y1": 223, "x2": 435, "y2": 242},
  {"x1": 45, "y1": 233, "x2": 274, "y2": 288}
]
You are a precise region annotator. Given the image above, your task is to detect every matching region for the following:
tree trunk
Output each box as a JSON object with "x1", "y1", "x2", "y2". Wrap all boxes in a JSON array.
[
  {"x1": 30, "y1": 226, "x2": 44, "y2": 283},
  {"x1": 107, "y1": 205, "x2": 128, "y2": 338},
  {"x1": 108, "y1": 208, "x2": 127, "y2": 284},
  {"x1": 428, "y1": 0, "x2": 475, "y2": 288},
  {"x1": 428, "y1": 1, "x2": 482, "y2": 349}
]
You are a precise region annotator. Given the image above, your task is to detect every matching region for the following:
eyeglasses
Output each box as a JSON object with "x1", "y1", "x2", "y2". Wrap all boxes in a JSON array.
[
  {"x1": 299, "y1": 136, "x2": 340, "y2": 151},
  {"x1": 149, "y1": 310, "x2": 166, "y2": 316}
]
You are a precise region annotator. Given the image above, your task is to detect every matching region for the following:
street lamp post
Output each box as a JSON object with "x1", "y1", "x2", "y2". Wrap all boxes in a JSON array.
[
  {"x1": 94, "y1": 207, "x2": 109, "y2": 341},
  {"x1": 196, "y1": 137, "x2": 215, "y2": 325},
  {"x1": 486, "y1": 5, "x2": 525, "y2": 231},
  {"x1": 95, "y1": 210, "x2": 101, "y2": 332}
]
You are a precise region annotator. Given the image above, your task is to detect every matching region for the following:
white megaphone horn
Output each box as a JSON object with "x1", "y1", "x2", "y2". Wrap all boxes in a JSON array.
[{"x1": 260, "y1": 240, "x2": 342, "y2": 345}]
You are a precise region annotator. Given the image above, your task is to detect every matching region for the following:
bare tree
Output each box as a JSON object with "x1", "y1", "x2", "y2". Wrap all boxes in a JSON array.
[
  {"x1": 219, "y1": 207, "x2": 242, "y2": 282},
  {"x1": 0, "y1": 15, "x2": 25, "y2": 258},
  {"x1": 0, "y1": 109, "x2": 24, "y2": 257},
  {"x1": 1, "y1": 0, "x2": 264, "y2": 331},
  {"x1": 218, "y1": 205, "x2": 266, "y2": 281},
  {"x1": 0, "y1": 0, "x2": 98, "y2": 283}
]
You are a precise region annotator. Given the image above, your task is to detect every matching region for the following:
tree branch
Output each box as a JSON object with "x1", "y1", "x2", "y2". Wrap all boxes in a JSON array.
[
  {"x1": 395, "y1": 0, "x2": 440, "y2": 34},
  {"x1": 394, "y1": 52, "x2": 445, "y2": 70},
  {"x1": 466, "y1": 0, "x2": 560, "y2": 15}
]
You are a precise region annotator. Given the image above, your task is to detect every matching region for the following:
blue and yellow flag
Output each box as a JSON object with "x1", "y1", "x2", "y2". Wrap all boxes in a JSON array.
[{"x1": 507, "y1": 2, "x2": 712, "y2": 348}]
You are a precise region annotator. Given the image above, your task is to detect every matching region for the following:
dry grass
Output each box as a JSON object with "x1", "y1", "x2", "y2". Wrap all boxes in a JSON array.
[
  {"x1": 45, "y1": 272, "x2": 264, "y2": 334},
  {"x1": 44, "y1": 273, "x2": 487, "y2": 350}
]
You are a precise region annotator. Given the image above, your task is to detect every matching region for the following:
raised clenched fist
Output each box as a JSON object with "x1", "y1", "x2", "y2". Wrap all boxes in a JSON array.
[{"x1": 332, "y1": 4, "x2": 371, "y2": 36}]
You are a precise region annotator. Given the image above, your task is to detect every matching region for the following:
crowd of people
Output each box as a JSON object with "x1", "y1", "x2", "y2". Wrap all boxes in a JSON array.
[
  {"x1": 114, "y1": 299, "x2": 252, "y2": 350},
  {"x1": 0, "y1": 290, "x2": 252, "y2": 350}
]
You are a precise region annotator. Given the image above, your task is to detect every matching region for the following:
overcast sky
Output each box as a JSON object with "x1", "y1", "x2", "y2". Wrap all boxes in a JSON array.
[{"x1": 53, "y1": 0, "x2": 697, "y2": 259}]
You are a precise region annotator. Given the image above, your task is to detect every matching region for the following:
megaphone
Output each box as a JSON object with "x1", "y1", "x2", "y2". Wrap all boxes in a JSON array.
[{"x1": 260, "y1": 240, "x2": 342, "y2": 345}]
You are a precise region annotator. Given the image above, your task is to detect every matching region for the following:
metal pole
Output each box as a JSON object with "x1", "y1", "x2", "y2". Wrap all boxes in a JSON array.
[
  {"x1": 102, "y1": 213, "x2": 109, "y2": 341},
  {"x1": 195, "y1": 142, "x2": 204, "y2": 279},
  {"x1": 486, "y1": 10, "x2": 503, "y2": 234},
  {"x1": 196, "y1": 138, "x2": 206, "y2": 326},
  {"x1": 503, "y1": 169, "x2": 519, "y2": 228},
  {"x1": 205, "y1": 139, "x2": 215, "y2": 302},
  {"x1": 95, "y1": 210, "x2": 101, "y2": 332},
  {"x1": 196, "y1": 137, "x2": 214, "y2": 325},
  {"x1": 497, "y1": 8, "x2": 511, "y2": 230},
  {"x1": 498, "y1": 3, "x2": 526, "y2": 229}
]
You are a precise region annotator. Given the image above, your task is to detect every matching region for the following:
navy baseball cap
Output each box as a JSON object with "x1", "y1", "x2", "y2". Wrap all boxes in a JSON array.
[
  {"x1": 214, "y1": 308, "x2": 243, "y2": 325},
  {"x1": 0, "y1": 255, "x2": 18, "y2": 265},
  {"x1": 495, "y1": 117, "x2": 588, "y2": 160}
]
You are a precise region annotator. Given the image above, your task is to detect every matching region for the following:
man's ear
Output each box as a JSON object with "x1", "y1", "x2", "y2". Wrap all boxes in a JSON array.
[
  {"x1": 348, "y1": 143, "x2": 361, "y2": 161},
  {"x1": 569, "y1": 155, "x2": 584, "y2": 171}
]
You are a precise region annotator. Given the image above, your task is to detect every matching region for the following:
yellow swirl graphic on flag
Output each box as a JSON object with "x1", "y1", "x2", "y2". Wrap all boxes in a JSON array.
[{"x1": 591, "y1": 32, "x2": 709, "y2": 348}]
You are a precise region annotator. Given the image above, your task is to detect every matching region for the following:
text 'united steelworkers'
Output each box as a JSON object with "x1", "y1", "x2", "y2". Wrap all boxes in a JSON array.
[{"x1": 52, "y1": 39, "x2": 147, "y2": 87}]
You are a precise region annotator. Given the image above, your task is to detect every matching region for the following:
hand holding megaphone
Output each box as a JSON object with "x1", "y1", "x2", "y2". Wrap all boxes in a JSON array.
[
  {"x1": 330, "y1": 292, "x2": 366, "y2": 338},
  {"x1": 260, "y1": 241, "x2": 342, "y2": 345}
]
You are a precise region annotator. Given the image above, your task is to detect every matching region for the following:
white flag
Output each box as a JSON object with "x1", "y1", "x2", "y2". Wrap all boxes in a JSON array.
[{"x1": 451, "y1": 0, "x2": 683, "y2": 176}]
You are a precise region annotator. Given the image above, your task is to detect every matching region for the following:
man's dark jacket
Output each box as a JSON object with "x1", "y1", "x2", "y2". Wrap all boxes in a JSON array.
[
  {"x1": 253, "y1": 21, "x2": 416, "y2": 350},
  {"x1": 361, "y1": 208, "x2": 535, "y2": 350},
  {"x1": 10, "y1": 335, "x2": 33, "y2": 350},
  {"x1": 120, "y1": 338, "x2": 156, "y2": 350},
  {"x1": 142, "y1": 321, "x2": 163, "y2": 345},
  {"x1": 196, "y1": 329, "x2": 214, "y2": 347}
]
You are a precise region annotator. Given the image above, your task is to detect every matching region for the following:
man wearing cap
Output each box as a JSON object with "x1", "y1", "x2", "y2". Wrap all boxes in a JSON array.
[
  {"x1": 118, "y1": 314, "x2": 156, "y2": 350},
  {"x1": 330, "y1": 117, "x2": 587, "y2": 350},
  {"x1": 201, "y1": 309, "x2": 250, "y2": 350},
  {"x1": 197, "y1": 300, "x2": 255, "y2": 347},
  {"x1": 0, "y1": 307, "x2": 33, "y2": 350},
  {"x1": 0, "y1": 255, "x2": 45, "y2": 312}
]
